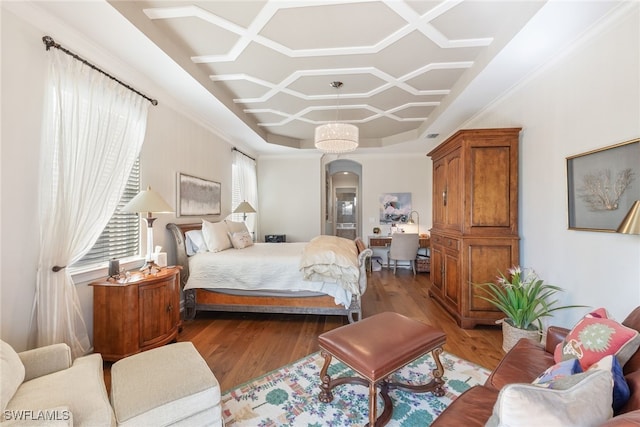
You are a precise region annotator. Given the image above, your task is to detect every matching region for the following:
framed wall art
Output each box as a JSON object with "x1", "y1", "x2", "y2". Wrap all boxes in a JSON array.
[
  {"x1": 177, "y1": 173, "x2": 221, "y2": 217},
  {"x1": 379, "y1": 192, "x2": 412, "y2": 224},
  {"x1": 567, "y1": 138, "x2": 639, "y2": 232}
]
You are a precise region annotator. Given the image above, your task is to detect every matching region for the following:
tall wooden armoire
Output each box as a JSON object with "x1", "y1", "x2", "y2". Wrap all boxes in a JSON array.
[{"x1": 427, "y1": 128, "x2": 521, "y2": 328}]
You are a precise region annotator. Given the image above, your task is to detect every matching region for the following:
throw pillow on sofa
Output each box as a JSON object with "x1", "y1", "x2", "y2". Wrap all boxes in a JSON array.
[
  {"x1": 486, "y1": 369, "x2": 614, "y2": 427},
  {"x1": 588, "y1": 355, "x2": 630, "y2": 413},
  {"x1": 532, "y1": 358, "x2": 582, "y2": 386},
  {"x1": 554, "y1": 308, "x2": 640, "y2": 370}
]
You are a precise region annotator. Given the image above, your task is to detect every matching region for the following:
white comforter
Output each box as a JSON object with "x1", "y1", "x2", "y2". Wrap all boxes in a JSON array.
[
  {"x1": 184, "y1": 242, "x2": 354, "y2": 307},
  {"x1": 299, "y1": 235, "x2": 360, "y2": 295}
]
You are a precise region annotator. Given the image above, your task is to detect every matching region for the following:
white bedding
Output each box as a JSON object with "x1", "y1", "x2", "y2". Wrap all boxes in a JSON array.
[
  {"x1": 299, "y1": 235, "x2": 360, "y2": 295},
  {"x1": 184, "y1": 242, "x2": 354, "y2": 307}
]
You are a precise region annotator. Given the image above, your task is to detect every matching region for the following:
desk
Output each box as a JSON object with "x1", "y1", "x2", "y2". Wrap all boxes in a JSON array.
[{"x1": 369, "y1": 235, "x2": 430, "y2": 249}]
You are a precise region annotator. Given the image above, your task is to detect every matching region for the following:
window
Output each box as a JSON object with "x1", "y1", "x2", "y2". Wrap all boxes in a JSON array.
[
  {"x1": 231, "y1": 163, "x2": 242, "y2": 222},
  {"x1": 74, "y1": 159, "x2": 140, "y2": 267}
]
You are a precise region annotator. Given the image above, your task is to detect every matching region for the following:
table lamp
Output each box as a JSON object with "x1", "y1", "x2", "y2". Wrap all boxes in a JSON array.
[
  {"x1": 407, "y1": 210, "x2": 420, "y2": 234},
  {"x1": 617, "y1": 200, "x2": 640, "y2": 235},
  {"x1": 121, "y1": 186, "x2": 173, "y2": 273},
  {"x1": 233, "y1": 201, "x2": 256, "y2": 221}
]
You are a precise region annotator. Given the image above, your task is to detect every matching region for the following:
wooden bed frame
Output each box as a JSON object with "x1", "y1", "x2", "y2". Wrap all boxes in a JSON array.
[{"x1": 166, "y1": 222, "x2": 373, "y2": 323}]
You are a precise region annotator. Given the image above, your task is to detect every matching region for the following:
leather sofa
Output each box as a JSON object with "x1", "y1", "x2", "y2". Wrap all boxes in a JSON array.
[{"x1": 432, "y1": 307, "x2": 640, "y2": 426}]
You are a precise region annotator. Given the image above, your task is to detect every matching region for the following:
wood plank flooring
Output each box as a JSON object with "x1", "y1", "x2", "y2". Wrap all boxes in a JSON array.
[{"x1": 173, "y1": 269, "x2": 505, "y2": 392}]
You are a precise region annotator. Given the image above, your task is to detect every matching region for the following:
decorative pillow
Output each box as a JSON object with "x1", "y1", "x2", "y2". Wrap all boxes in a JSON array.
[
  {"x1": 588, "y1": 355, "x2": 630, "y2": 412},
  {"x1": 532, "y1": 358, "x2": 582, "y2": 387},
  {"x1": 486, "y1": 369, "x2": 613, "y2": 427},
  {"x1": 228, "y1": 231, "x2": 253, "y2": 249},
  {"x1": 1, "y1": 340, "x2": 25, "y2": 411},
  {"x1": 554, "y1": 308, "x2": 640, "y2": 370},
  {"x1": 225, "y1": 220, "x2": 249, "y2": 235},
  {"x1": 185, "y1": 230, "x2": 207, "y2": 256},
  {"x1": 201, "y1": 219, "x2": 232, "y2": 252}
]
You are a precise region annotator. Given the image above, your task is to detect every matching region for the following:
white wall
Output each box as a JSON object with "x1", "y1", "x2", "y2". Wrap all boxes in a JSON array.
[
  {"x1": 257, "y1": 153, "x2": 432, "y2": 242},
  {"x1": 463, "y1": 4, "x2": 640, "y2": 326},
  {"x1": 0, "y1": 8, "x2": 235, "y2": 351}
]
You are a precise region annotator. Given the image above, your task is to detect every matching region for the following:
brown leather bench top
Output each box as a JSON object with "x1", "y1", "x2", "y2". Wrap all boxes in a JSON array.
[{"x1": 318, "y1": 311, "x2": 446, "y2": 381}]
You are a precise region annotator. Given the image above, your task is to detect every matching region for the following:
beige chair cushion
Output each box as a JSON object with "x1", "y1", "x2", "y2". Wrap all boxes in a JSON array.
[
  {"x1": 6, "y1": 353, "x2": 115, "y2": 426},
  {"x1": 110, "y1": 342, "x2": 221, "y2": 426},
  {"x1": 1, "y1": 340, "x2": 25, "y2": 412}
]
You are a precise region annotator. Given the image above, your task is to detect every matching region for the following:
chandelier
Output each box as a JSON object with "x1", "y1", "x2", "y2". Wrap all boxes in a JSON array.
[{"x1": 314, "y1": 81, "x2": 359, "y2": 153}]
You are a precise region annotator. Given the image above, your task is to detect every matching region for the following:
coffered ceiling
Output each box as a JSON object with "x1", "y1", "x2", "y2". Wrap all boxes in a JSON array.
[
  {"x1": 110, "y1": 0, "x2": 546, "y2": 152},
  {"x1": 12, "y1": 1, "x2": 623, "y2": 155}
]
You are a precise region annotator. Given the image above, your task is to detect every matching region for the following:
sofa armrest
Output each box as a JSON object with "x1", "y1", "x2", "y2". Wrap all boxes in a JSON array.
[
  {"x1": 544, "y1": 326, "x2": 570, "y2": 354},
  {"x1": 18, "y1": 344, "x2": 72, "y2": 381}
]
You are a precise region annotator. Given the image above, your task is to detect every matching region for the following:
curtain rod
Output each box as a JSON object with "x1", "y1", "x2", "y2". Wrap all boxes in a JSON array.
[
  {"x1": 232, "y1": 147, "x2": 256, "y2": 161},
  {"x1": 42, "y1": 36, "x2": 158, "y2": 106}
]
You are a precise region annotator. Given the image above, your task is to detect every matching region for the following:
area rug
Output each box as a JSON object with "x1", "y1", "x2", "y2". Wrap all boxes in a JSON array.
[{"x1": 222, "y1": 350, "x2": 490, "y2": 426}]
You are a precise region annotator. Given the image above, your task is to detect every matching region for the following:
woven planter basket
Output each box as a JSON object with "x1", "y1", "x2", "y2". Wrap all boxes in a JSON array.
[{"x1": 501, "y1": 319, "x2": 541, "y2": 352}]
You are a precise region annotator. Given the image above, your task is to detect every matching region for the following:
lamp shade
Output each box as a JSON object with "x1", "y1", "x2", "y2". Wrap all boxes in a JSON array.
[
  {"x1": 121, "y1": 186, "x2": 173, "y2": 214},
  {"x1": 617, "y1": 200, "x2": 640, "y2": 234},
  {"x1": 233, "y1": 201, "x2": 256, "y2": 214}
]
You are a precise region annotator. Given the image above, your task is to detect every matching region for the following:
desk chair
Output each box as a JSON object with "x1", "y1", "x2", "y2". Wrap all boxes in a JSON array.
[{"x1": 387, "y1": 233, "x2": 420, "y2": 275}]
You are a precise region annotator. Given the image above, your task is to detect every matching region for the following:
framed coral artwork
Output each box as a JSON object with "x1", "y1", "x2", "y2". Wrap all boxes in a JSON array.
[{"x1": 567, "y1": 138, "x2": 639, "y2": 232}]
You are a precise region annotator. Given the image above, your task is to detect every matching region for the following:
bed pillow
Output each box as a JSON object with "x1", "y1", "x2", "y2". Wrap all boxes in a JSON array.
[
  {"x1": 185, "y1": 230, "x2": 207, "y2": 256},
  {"x1": 201, "y1": 219, "x2": 232, "y2": 252},
  {"x1": 554, "y1": 308, "x2": 640, "y2": 370},
  {"x1": 225, "y1": 220, "x2": 249, "y2": 235},
  {"x1": 486, "y1": 369, "x2": 613, "y2": 427},
  {"x1": 229, "y1": 231, "x2": 254, "y2": 249}
]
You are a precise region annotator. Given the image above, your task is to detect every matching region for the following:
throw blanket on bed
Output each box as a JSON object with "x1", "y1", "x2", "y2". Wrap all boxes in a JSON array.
[{"x1": 299, "y1": 235, "x2": 360, "y2": 295}]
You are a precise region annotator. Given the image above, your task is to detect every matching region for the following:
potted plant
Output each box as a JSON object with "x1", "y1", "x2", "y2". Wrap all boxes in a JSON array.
[{"x1": 476, "y1": 266, "x2": 584, "y2": 352}]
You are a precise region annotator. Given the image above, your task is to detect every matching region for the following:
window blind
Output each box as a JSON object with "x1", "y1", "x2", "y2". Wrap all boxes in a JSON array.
[{"x1": 75, "y1": 159, "x2": 140, "y2": 267}]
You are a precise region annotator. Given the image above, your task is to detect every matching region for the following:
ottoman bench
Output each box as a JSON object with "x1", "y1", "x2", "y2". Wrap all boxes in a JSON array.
[
  {"x1": 318, "y1": 311, "x2": 446, "y2": 426},
  {"x1": 110, "y1": 342, "x2": 221, "y2": 426}
]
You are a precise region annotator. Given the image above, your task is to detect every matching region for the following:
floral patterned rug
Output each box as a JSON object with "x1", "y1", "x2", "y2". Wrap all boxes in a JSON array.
[{"x1": 221, "y1": 350, "x2": 490, "y2": 426}]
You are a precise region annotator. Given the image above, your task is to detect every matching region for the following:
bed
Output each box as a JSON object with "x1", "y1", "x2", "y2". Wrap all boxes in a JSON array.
[{"x1": 166, "y1": 222, "x2": 372, "y2": 323}]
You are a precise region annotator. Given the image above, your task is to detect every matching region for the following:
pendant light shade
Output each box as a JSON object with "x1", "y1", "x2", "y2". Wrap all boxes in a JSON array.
[
  {"x1": 314, "y1": 81, "x2": 359, "y2": 154},
  {"x1": 314, "y1": 122, "x2": 359, "y2": 153}
]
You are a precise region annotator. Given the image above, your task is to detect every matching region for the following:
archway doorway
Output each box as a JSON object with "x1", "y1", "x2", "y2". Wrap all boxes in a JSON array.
[{"x1": 323, "y1": 159, "x2": 362, "y2": 239}]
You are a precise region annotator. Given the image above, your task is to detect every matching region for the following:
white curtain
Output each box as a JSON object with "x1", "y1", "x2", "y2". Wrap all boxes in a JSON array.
[
  {"x1": 232, "y1": 151, "x2": 258, "y2": 233},
  {"x1": 32, "y1": 48, "x2": 149, "y2": 357}
]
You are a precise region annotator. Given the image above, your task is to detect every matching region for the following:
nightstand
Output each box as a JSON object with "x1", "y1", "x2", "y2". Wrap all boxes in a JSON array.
[{"x1": 90, "y1": 266, "x2": 181, "y2": 361}]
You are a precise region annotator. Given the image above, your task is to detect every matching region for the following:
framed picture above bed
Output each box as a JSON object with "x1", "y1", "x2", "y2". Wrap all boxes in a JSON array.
[
  {"x1": 177, "y1": 173, "x2": 221, "y2": 217},
  {"x1": 566, "y1": 138, "x2": 639, "y2": 232}
]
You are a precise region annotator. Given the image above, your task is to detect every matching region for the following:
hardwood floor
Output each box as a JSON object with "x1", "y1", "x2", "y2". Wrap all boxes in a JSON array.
[{"x1": 172, "y1": 269, "x2": 505, "y2": 392}]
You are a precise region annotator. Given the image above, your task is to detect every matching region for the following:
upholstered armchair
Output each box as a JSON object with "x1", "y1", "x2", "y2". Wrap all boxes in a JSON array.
[{"x1": 1, "y1": 340, "x2": 115, "y2": 426}]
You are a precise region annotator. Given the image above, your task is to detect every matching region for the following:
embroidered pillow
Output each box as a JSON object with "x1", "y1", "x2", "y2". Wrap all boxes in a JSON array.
[
  {"x1": 201, "y1": 219, "x2": 232, "y2": 252},
  {"x1": 229, "y1": 231, "x2": 253, "y2": 249},
  {"x1": 554, "y1": 308, "x2": 640, "y2": 370}
]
